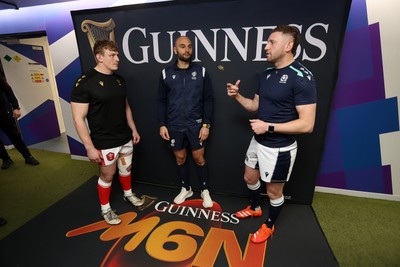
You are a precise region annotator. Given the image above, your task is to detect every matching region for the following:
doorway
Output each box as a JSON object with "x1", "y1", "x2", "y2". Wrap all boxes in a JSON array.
[{"x1": 0, "y1": 32, "x2": 69, "y2": 153}]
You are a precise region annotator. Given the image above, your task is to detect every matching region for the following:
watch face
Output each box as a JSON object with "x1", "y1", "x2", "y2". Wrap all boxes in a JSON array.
[{"x1": 268, "y1": 125, "x2": 274, "y2": 133}]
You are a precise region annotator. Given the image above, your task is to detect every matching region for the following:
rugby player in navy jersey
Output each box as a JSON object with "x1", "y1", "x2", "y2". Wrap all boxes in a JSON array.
[{"x1": 227, "y1": 25, "x2": 317, "y2": 243}]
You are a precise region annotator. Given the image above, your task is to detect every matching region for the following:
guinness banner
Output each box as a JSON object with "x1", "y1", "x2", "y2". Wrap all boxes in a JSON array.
[{"x1": 71, "y1": 0, "x2": 351, "y2": 204}]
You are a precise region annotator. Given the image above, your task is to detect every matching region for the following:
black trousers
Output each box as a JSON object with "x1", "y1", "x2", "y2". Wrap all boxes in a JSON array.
[{"x1": 0, "y1": 115, "x2": 31, "y2": 160}]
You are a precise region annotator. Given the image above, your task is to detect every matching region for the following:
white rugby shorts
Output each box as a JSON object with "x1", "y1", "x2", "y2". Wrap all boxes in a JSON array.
[
  {"x1": 245, "y1": 137, "x2": 297, "y2": 183},
  {"x1": 99, "y1": 140, "x2": 133, "y2": 166}
]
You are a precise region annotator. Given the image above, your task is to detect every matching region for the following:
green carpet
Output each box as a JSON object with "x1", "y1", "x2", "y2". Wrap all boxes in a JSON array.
[
  {"x1": 0, "y1": 148, "x2": 98, "y2": 240},
  {"x1": 1, "y1": 148, "x2": 400, "y2": 266},
  {"x1": 312, "y1": 192, "x2": 400, "y2": 267}
]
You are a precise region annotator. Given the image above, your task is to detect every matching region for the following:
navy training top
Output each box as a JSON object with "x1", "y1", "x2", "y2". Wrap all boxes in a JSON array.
[{"x1": 255, "y1": 61, "x2": 317, "y2": 147}]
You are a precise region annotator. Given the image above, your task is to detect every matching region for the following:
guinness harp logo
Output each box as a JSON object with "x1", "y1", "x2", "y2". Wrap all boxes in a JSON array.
[{"x1": 81, "y1": 18, "x2": 116, "y2": 57}]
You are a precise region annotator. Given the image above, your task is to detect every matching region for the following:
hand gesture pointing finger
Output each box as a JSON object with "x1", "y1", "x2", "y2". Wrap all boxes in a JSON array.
[{"x1": 226, "y1": 80, "x2": 240, "y2": 98}]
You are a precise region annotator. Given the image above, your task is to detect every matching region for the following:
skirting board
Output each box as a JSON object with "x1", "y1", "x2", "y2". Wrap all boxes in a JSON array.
[{"x1": 315, "y1": 186, "x2": 400, "y2": 202}]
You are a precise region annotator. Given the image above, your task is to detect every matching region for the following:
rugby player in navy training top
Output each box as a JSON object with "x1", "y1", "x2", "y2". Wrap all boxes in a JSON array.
[
  {"x1": 157, "y1": 36, "x2": 214, "y2": 208},
  {"x1": 227, "y1": 25, "x2": 317, "y2": 243}
]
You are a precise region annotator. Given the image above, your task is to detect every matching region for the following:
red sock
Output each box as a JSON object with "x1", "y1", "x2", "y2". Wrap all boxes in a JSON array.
[
  {"x1": 119, "y1": 174, "x2": 132, "y2": 191},
  {"x1": 97, "y1": 180, "x2": 112, "y2": 205}
]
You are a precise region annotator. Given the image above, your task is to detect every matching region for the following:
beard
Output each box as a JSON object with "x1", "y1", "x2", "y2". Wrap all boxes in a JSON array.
[{"x1": 178, "y1": 53, "x2": 192, "y2": 62}]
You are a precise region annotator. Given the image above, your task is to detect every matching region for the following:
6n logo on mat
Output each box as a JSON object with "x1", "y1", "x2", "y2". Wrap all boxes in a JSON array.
[{"x1": 66, "y1": 205, "x2": 267, "y2": 266}]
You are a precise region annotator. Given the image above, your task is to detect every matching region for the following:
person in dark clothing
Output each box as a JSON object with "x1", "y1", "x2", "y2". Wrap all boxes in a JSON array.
[
  {"x1": 0, "y1": 73, "x2": 39, "y2": 169},
  {"x1": 157, "y1": 36, "x2": 214, "y2": 208}
]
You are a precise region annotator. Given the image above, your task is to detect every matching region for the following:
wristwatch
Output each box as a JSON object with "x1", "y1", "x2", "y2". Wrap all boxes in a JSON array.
[
  {"x1": 202, "y1": 123, "x2": 211, "y2": 129},
  {"x1": 268, "y1": 123, "x2": 275, "y2": 134}
]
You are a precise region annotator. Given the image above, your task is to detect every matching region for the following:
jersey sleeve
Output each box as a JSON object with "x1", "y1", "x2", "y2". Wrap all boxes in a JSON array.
[
  {"x1": 70, "y1": 75, "x2": 90, "y2": 103},
  {"x1": 202, "y1": 68, "x2": 214, "y2": 124},
  {"x1": 294, "y1": 74, "x2": 317, "y2": 106},
  {"x1": 256, "y1": 70, "x2": 268, "y2": 96},
  {"x1": 156, "y1": 69, "x2": 168, "y2": 126}
]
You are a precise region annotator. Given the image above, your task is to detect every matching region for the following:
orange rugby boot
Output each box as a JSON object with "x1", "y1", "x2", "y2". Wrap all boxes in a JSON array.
[
  {"x1": 235, "y1": 205, "x2": 262, "y2": 218},
  {"x1": 250, "y1": 224, "x2": 275, "y2": 243}
]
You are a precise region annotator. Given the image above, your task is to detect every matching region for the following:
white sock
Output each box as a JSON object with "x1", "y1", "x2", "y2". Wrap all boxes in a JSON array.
[
  {"x1": 124, "y1": 189, "x2": 132, "y2": 197},
  {"x1": 101, "y1": 203, "x2": 111, "y2": 213}
]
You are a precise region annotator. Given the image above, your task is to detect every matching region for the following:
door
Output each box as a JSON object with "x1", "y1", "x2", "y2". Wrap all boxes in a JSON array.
[{"x1": 0, "y1": 43, "x2": 60, "y2": 146}]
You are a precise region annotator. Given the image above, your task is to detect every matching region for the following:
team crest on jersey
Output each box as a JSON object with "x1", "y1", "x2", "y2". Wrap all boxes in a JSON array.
[
  {"x1": 279, "y1": 74, "x2": 288, "y2": 84},
  {"x1": 192, "y1": 71, "x2": 197, "y2": 80},
  {"x1": 99, "y1": 81, "x2": 104, "y2": 86},
  {"x1": 170, "y1": 139, "x2": 175, "y2": 147},
  {"x1": 116, "y1": 79, "x2": 122, "y2": 86},
  {"x1": 106, "y1": 152, "x2": 115, "y2": 161}
]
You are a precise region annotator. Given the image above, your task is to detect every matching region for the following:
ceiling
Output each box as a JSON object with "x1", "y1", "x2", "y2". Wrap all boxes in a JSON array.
[{"x1": 0, "y1": 0, "x2": 77, "y2": 10}]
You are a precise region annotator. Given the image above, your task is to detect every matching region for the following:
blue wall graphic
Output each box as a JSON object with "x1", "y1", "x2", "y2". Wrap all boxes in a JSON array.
[{"x1": 315, "y1": 1, "x2": 399, "y2": 194}]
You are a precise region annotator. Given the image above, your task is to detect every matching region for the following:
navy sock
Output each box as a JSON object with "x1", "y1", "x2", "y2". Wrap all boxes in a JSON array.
[
  {"x1": 248, "y1": 181, "x2": 261, "y2": 210},
  {"x1": 176, "y1": 161, "x2": 190, "y2": 190},
  {"x1": 195, "y1": 163, "x2": 209, "y2": 190},
  {"x1": 265, "y1": 196, "x2": 284, "y2": 228}
]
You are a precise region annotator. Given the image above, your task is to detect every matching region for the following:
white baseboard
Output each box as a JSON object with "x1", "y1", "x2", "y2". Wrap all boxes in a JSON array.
[
  {"x1": 70, "y1": 155, "x2": 90, "y2": 161},
  {"x1": 315, "y1": 186, "x2": 400, "y2": 202}
]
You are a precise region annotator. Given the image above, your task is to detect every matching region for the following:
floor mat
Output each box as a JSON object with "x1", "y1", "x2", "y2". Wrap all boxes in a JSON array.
[{"x1": 0, "y1": 176, "x2": 338, "y2": 267}]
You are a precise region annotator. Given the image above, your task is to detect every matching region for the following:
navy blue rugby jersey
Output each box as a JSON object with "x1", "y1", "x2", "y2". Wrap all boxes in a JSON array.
[{"x1": 255, "y1": 61, "x2": 317, "y2": 147}]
